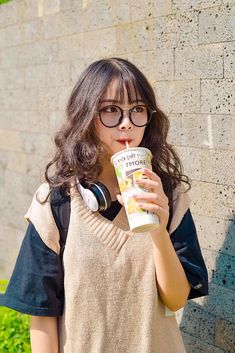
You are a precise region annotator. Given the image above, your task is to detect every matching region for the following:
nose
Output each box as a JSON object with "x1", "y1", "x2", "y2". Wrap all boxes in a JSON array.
[{"x1": 118, "y1": 111, "x2": 133, "y2": 130}]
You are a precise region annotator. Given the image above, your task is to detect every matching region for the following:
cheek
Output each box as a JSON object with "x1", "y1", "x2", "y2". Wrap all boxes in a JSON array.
[
  {"x1": 94, "y1": 118, "x2": 112, "y2": 145},
  {"x1": 94, "y1": 117, "x2": 103, "y2": 141},
  {"x1": 138, "y1": 127, "x2": 146, "y2": 142}
]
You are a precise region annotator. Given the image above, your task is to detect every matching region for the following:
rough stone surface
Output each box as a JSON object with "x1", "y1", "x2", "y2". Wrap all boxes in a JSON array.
[
  {"x1": 0, "y1": 1, "x2": 234, "y2": 353},
  {"x1": 0, "y1": 130, "x2": 23, "y2": 152},
  {"x1": 190, "y1": 181, "x2": 235, "y2": 220},
  {"x1": 181, "y1": 114, "x2": 235, "y2": 150},
  {"x1": 224, "y1": 41, "x2": 235, "y2": 78},
  {"x1": 131, "y1": 0, "x2": 172, "y2": 20},
  {"x1": 0, "y1": 111, "x2": 29, "y2": 131},
  {"x1": 154, "y1": 11, "x2": 199, "y2": 48},
  {"x1": 211, "y1": 253, "x2": 235, "y2": 290},
  {"x1": 128, "y1": 49, "x2": 175, "y2": 81},
  {"x1": 172, "y1": 0, "x2": 222, "y2": 12},
  {"x1": 0, "y1": 67, "x2": 25, "y2": 89},
  {"x1": 167, "y1": 114, "x2": 182, "y2": 145},
  {"x1": 215, "y1": 319, "x2": 235, "y2": 352},
  {"x1": 194, "y1": 215, "x2": 235, "y2": 256},
  {"x1": 175, "y1": 44, "x2": 224, "y2": 80},
  {"x1": 199, "y1": 5, "x2": 235, "y2": 44},
  {"x1": 182, "y1": 332, "x2": 226, "y2": 353},
  {"x1": 176, "y1": 146, "x2": 202, "y2": 180},
  {"x1": 201, "y1": 78, "x2": 235, "y2": 114},
  {"x1": 180, "y1": 300, "x2": 216, "y2": 345},
  {"x1": 0, "y1": 1, "x2": 17, "y2": 27},
  {"x1": 201, "y1": 149, "x2": 235, "y2": 186},
  {"x1": 155, "y1": 79, "x2": 201, "y2": 114},
  {"x1": 202, "y1": 284, "x2": 235, "y2": 324}
]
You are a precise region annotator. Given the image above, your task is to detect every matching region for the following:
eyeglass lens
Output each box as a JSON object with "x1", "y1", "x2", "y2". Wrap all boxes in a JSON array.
[{"x1": 99, "y1": 105, "x2": 149, "y2": 127}]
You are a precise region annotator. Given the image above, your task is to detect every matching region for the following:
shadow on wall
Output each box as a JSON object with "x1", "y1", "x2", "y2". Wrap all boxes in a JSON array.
[{"x1": 180, "y1": 216, "x2": 235, "y2": 353}]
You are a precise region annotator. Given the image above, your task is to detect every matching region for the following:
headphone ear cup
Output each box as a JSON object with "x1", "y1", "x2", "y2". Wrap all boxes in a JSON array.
[
  {"x1": 91, "y1": 182, "x2": 112, "y2": 211},
  {"x1": 77, "y1": 182, "x2": 100, "y2": 211},
  {"x1": 77, "y1": 180, "x2": 111, "y2": 212}
]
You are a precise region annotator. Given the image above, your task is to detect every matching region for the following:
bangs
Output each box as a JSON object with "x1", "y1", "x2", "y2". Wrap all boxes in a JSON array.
[
  {"x1": 99, "y1": 71, "x2": 143, "y2": 105},
  {"x1": 113, "y1": 74, "x2": 141, "y2": 103}
]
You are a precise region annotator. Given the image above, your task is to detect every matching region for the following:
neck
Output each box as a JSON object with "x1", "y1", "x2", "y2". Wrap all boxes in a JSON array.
[{"x1": 98, "y1": 161, "x2": 120, "y2": 201}]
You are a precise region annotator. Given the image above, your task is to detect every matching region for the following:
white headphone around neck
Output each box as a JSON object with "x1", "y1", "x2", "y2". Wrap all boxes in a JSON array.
[{"x1": 76, "y1": 178, "x2": 112, "y2": 212}]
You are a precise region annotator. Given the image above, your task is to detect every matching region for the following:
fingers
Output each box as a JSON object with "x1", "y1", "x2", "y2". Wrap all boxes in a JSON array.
[
  {"x1": 134, "y1": 170, "x2": 169, "y2": 227},
  {"x1": 136, "y1": 202, "x2": 169, "y2": 223},
  {"x1": 139, "y1": 168, "x2": 163, "y2": 185},
  {"x1": 135, "y1": 169, "x2": 162, "y2": 192},
  {"x1": 138, "y1": 202, "x2": 169, "y2": 221},
  {"x1": 136, "y1": 178, "x2": 159, "y2": 191},
  {"x1": 134, "y1": 169, "x2": 169, "y2": 208},
  {"x1": 133, "y1": 193, "x2": 168, "y2": 208},
  {"x1": 117, "y1": 169, "x2": 169, "y2": 226},
  {"x1": 137, "y1": 201, "x2": 168, "y2": 214}
]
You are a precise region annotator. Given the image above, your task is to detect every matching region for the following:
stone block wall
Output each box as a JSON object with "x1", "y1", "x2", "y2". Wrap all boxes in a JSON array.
[{"x1": 0, "y1": 1, "x2": 234, "y2": 352}]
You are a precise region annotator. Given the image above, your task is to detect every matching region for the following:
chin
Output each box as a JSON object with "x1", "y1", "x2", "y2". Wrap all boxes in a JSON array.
[{"x1": 114, "y1": 145, "x2": 129, "y2": 154}]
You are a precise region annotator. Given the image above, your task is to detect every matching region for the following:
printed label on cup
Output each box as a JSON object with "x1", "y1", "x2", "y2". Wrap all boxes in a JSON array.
[{"x1": 111, "y1": 147, "x2": 159, "y2": 233}]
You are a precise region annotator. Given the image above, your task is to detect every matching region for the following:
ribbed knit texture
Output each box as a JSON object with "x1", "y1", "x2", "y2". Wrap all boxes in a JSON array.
[{"x1": 26, "y1": 182, "x2": 190, "y2": 353}]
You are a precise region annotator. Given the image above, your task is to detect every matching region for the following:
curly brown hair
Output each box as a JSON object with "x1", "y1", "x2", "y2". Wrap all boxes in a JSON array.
[{"x1": 44, "y1": 57, "x2": 190, "y2": 209}]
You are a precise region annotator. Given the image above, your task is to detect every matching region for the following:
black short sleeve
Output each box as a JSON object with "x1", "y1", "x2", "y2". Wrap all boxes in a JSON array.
[
  {"x1": 170, "y1": 209, "x2": 209, "y2": 300},
  {"x1": 1, "y1": 222, "x2": 64, "y2": 316}
]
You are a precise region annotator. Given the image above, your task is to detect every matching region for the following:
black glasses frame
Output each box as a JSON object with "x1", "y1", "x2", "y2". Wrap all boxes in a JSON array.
[{"x1": 96, "y1": 105, "x2": 156, "y2": 128}]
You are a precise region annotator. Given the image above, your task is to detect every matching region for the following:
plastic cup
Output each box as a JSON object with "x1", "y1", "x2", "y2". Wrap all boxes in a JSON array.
[{"x1": 111, "y1": 147, "x2": 159, "y2": 233}]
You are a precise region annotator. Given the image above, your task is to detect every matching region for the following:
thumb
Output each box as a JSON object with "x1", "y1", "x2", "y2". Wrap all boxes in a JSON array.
[{"x1": 116, "y1": 194, "x2": 124, "y2": 206}]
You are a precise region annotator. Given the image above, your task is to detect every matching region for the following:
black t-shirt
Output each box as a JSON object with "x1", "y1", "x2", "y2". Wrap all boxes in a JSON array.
[{"x1": 1, "y1": 201, "x2": 208, "y2": 316}]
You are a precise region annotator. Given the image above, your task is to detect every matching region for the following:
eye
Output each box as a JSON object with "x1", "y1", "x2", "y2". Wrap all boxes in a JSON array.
[
  {"x1": 132, "y1": 105, "x2": 146, "y2": 113},
  {"x1": 101, "y1": 105, "x2": 118, "y2": 113}
]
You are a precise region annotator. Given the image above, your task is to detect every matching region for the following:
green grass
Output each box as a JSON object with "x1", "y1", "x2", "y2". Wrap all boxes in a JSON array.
[
  {"x1": 0, "y1": 279, "x2": 8, "y2": 293},
  {"x1": 0, "y1": 281, "x2": 31, "y2": 353},
  {"x1": 0, "y1": 0, "x2": 13, "y2": 4}
]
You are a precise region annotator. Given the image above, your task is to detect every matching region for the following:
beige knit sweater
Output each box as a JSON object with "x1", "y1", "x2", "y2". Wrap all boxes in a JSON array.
[{"x1": 25, "y1": 182, "x2": 190, "y2": 353}]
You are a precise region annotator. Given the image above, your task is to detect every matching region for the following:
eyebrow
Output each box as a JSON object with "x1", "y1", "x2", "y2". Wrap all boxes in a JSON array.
[{"x1": 99, "y1": 99, "x2": 144, "y2": 104}]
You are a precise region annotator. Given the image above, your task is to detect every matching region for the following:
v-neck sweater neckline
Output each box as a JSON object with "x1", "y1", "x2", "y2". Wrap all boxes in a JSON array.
[{"x1": 71, "y1": 185, "x2": 134, "y2": 254}]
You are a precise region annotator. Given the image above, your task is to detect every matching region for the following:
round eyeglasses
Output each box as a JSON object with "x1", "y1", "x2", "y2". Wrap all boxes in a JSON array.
[{"x1": 96, "y1": 105, "x2": 156, "y2": 128}]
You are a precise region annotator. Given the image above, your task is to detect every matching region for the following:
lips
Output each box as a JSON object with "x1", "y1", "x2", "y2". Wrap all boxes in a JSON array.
[{"x1": 117, "y1": 139, "x2": 133, "y2": 145}]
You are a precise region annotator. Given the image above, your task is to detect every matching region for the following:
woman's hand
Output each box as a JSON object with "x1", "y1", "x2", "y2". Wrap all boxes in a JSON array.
[
  {"x1": 132, "y1": 168, "x2": 169, "y2": 236},
  {"x1": 116, "y1": 168, "x2": 169, "y2": 235}
]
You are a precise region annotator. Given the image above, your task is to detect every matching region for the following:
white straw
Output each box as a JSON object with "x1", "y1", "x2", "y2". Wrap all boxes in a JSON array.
[{"x1": 125, "y1": 141, "x2": 129, "y2": 148}]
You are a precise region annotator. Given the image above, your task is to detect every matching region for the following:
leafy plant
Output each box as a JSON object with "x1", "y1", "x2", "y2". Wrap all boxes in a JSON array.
[
  {"x1": 0, "y1": 280, "x2": 31, "y2": 352},
  {"x1": 0, "y1": 0, "x2": 13, "y2": 4},
  {"x1": 0, "y1": 279, "x2": 8, "y2": 293}
]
